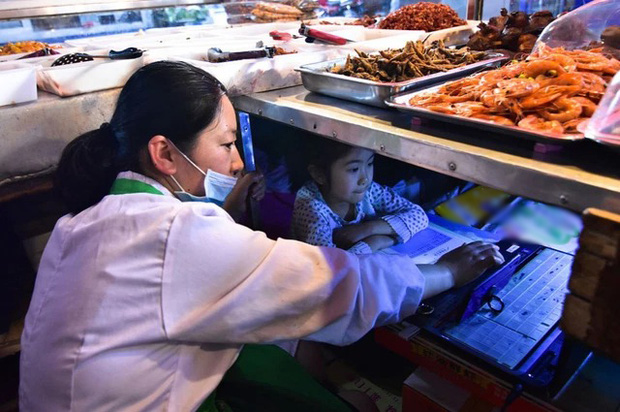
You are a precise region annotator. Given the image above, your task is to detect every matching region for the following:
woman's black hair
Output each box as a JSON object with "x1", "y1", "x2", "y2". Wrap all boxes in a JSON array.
[{"x1": 55, "y1": 61, "x2": 226, "y2": 214}]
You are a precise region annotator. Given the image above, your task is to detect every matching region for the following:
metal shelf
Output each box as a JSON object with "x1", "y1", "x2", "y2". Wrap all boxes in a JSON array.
[
  {"x1": 1, "y1": 86, "x2": 618, "y2": 213},
  {"x1": 232, "y1": 86, "x2": 620, "y2": 214}
]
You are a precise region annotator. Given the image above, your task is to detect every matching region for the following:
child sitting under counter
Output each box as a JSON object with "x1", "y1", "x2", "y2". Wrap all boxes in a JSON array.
[{"x1": 292, "y1": 139, "x2": 429, "y2": 254}]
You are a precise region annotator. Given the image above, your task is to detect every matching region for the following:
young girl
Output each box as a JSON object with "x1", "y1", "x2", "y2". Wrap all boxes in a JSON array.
[{"x1": 292, "y1": 139, "x2": 429, "y2": 254}]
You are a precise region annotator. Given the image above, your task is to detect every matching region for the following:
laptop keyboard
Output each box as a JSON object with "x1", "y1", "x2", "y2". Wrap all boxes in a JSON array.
[{"x1": 445, "y1": 248, "x2": 573, "y2": 369}]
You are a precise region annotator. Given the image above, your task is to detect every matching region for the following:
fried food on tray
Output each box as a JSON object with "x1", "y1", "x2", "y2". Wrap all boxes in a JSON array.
[
  {"x1": 467, "y1": 8, "x2": 555, "y2": 53},
  {"x1": 378, "y1": 3, "x2": 466, "y2": 31},
  {"x1": 0, "y1": 41, "x2": 57, "y2": 56},
  {"x1": 274, "y1": 47, "x2": 297, "y2": 55},
  {"x1": 407, "y1": 46, "x2": 619, "y2": 136},
  {"x1": 319, "y1": 15, "x2": 377, "y2": 27},
  {"x1": 330, "y1": 40, "x2": 487, "y2": 83},
  {"x1": 251, "y1": 1, "x2": 303, "y2": 22}
]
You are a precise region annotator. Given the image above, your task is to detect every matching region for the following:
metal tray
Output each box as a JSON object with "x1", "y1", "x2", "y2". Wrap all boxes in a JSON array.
[
  {"x1": 295, "y1": 52, "x2": 508, "y2": 108},
  {"x1": 385, "y1": 84, "x2": 586, "y2": 144}
]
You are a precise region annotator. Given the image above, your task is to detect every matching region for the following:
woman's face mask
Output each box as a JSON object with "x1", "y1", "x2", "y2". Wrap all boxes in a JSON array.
[{"x1": 168, "y1": 141, "x2": 238, "y2": 206}]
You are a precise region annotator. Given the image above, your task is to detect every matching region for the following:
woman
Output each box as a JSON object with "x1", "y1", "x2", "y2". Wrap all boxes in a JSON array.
[{"x1": 20, "y1": 61, "x2": 503, "y2": 411}]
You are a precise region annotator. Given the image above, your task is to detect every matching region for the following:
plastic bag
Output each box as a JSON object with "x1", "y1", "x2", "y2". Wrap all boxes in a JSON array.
[
  {"x1": 533, "y1": 0, "x2": 620, "y2": 52},
  {"x1": 584, "y1": 70, "x2": 620, "y2": 146}
]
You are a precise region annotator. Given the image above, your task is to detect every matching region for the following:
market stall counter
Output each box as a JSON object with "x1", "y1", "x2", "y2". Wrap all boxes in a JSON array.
[{"x1": 1, "y1": 85, "x2": 619, "y2": 213}]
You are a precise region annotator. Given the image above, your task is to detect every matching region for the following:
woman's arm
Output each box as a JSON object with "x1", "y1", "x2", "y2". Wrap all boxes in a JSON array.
[{"x1": 161, "y1": 204, "x2": 426, "y2": 347}]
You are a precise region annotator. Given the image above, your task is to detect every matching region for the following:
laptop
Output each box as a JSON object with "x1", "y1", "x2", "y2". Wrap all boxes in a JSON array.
[{"x1": 385, "y1": 216, "x2": 574, "y2": 386}]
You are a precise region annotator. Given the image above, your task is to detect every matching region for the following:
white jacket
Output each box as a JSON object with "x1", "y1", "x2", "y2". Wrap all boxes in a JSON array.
[{"x1": 20, "y1": 171, "x2": 424, "y2": 412}]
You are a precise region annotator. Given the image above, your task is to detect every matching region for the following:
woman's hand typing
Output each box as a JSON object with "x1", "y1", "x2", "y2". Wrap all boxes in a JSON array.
[
  {"x1": 419, "y1": 241, "x2": 504, "y2": 299},
  {"x1": 437, "y1": 241, "x2": 505, "y2": 287}
]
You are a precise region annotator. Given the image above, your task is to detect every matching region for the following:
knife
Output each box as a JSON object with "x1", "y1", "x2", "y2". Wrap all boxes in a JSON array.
[
  {"x1": 207, "y1": 46, "x2": 276, "y2": 63},
  {"x1": 298, "y1": 23, "x2": 352, "y2": 45}
]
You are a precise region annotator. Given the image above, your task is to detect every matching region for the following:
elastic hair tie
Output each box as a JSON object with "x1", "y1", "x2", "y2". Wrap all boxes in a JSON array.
[{"x1": 99, "y1": 122, "x2": 112, "y2": 133}]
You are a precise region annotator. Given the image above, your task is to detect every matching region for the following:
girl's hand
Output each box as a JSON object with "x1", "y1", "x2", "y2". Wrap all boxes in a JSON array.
[
  {"x1": 362, "y1": 234, "x2": 396, "y2": 252},
  {"x1": 223, "y1": 171, "x2": 264, "y2": 222},
  {"x1": 333, "y1": 223, "x2": 374, "y2": 249},
  {"x1": 333, "y1": 220, "x2": 395, "y2": 249}
]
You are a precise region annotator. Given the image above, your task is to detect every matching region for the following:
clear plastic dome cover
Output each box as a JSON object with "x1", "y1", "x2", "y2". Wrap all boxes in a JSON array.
[
  {"x1": 532, "y1": 0, "x2": 620, "y2": 145},
  {"x1": 533, "y1": 0, "x2": 620, "y2": 52},
  {"x1": 584, "y1": 70, "x2": 620, "y2": 145}
]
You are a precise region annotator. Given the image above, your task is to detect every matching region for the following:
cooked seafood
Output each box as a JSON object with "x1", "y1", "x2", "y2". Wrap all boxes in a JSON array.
[
  {"x1": 407, "y1": 46, "x2": 618, "y2": 136},
  {"x1": 318, "y1": 15, "x2": 377, "y2": 27},
  {"x1": 330, "y1": 40, "x2": 487, "y2": 83}
]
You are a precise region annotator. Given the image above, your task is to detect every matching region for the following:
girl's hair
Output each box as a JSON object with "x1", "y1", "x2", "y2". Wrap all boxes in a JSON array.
[
  {"x1": 55, "y1": 61, "x2": 226, "y2": 214},
  {"x1": 307, "y1": 138, "x2": 355, "y2": 176}
]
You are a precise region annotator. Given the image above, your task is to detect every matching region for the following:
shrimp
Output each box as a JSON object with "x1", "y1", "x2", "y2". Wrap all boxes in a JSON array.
[
  {"x1": 437, "y1": 93, "x2": 477, "y2": 104},
  {"x1": 520, "y1": 85, "x2": 576, "y2": 109},
  {"x1": 502, "y1": 98, "x2": 524, "y2": 119},
  {"x1": 439, "y1": 77, "x2": 480, "y2": 94},
  {"x1": 480, "y1": 89, "x2": 502, "y2": 107},
  {"x1": 572, "y1": 96, "x2": 598, "y2": 117},
  {"x1": 496, "y1": 78, "x2": 540, "y2": 98},
  {"x1": 409, "y1": 94, "x2": 444, "y2": 106},
  {"x1": 522, "y1": 60, "x2": 566, "y2": 78},
  {"x1": 578, "y1": 71, "x2": 608, "y2": 93},
  {"x1": 538, "y1": 98, "x2": 582, "y2": 122},
  {"x1": 604, "y1": 58, "x2": 620, "y2": 75},
  {"x1": 479, "y1": 64, "x2": 521, "y2": 88},
  {"x1": 544, "y1": 54, "x2": 577, "y2": 72},
  {"x1": 545, "y1": 73, "x2": 585, "y2": 88},
  {"x1": 452, "y1": 102, "x2": 489, "y2": 117},
  {"x1": 568, "y1": 50, "x2": 609, "y2": 71},
  {"x1": 562, "y1": 117, "x2": 588, "y2": 134},
  {"x1": 518, "y1": 115, "x2": 564, "y2": 134},
  {"x1": 426, "y1": 103, "x2": 457, "y2": 114},
  {"x1": 470, "y1": 114, "x2": 515, "y2": 126}
]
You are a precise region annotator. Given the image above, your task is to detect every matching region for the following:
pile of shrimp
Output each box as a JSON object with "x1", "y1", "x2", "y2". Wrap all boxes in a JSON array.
[{"x1": 408, "y1": 45, "x2": 619, "y2": 136}]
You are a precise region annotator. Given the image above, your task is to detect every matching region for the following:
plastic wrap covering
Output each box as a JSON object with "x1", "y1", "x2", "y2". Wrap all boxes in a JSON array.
[
  {"x1": 534, "y1": 0, "x2": 620, "y2": 52},
  {"x1": 585, "y1": 71, "x2": 620, "y2": 146}
]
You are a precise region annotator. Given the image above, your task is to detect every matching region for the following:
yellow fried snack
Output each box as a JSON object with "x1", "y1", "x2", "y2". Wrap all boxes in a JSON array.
[{"x1": 0, "y1": 41, "x2": 55, "y2": 55}]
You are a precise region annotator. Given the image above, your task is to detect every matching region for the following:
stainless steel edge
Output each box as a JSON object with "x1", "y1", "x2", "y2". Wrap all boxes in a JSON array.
[
  {"x1": 297, "y1": 54, "x2": 507, "y2": 108},
  {"x1": 386, "y1": 84, "x2": 585, "y2": 144},
  {"x1": 232, "y1": 86, "x2": 620, "y2": 214},
  {"x1": 0, "y1": 0, "x2": 220, "y2": 20}
]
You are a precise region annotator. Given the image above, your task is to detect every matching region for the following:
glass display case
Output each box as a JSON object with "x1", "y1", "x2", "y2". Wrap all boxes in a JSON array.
[{"x1": 0, "y1": 0, "x2": 591, "y2": 45}]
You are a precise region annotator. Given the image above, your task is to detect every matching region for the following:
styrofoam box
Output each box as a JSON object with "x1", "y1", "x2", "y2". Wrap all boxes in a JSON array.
[
  {"x1": 303, "y1": 17, "x2": 361, "y2": 26},
  {"x1": 206, "y1": 22, "x2": 302, "y2": 39},
  {"x1": 420, "y1": 20, "x2": 480, "y2": 46},
  {"x1": 145, "y1": 42, "x2": 346, "y2": 96},
  {"x1": 34, "y1": 51, "x2": 145, "y2": 96},
  {"x1": 145, "y1": 23, "x2": 236, "y2": 35},
  {"x1": 0, "y1": 62, "x2": 37, "y2": 107},
  {"x1": 327, "y1": 27, "x2": 417, "y2": 42},
  {"x1": 339, "y1": 32, "x2": 426, "y2": 53},
  {"x1": 65, "y1": 31, "x2": 150, "y2": 47},
  {"x1": 68, "y1": 31, "x2": 226, "y2": 52}
]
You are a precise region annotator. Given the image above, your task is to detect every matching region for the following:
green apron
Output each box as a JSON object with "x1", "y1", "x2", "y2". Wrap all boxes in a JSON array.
[{"x1": 110, "y1": 177, "x2": 353, "y2": 412}]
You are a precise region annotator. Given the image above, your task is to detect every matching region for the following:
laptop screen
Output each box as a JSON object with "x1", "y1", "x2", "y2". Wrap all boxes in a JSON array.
[{"x1": 444, "y1": 247, "x2": 573, "y2": 370}]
